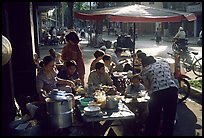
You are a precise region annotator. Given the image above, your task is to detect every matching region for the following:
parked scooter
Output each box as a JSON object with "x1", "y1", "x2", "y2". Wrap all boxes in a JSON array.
[{"x1": 113, "y1": 34, "x2": 134, "y2": 53}]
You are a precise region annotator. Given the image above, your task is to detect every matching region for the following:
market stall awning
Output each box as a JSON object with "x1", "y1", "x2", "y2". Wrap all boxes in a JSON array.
[
  {"x1": 74, "y1": 4, "x2": 196, "y2": 22},
  {"x1": 74, "y1": 4, "x2": 197, "y2": 68}
]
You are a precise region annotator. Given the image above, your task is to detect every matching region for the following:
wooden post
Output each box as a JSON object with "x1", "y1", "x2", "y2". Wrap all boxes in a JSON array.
[
  {"x1": 133, "y1": 23, "x2": 136, "y2": 74},
  {"x1": 89, "y1": 2, "x2": 92, "y2": 44}
]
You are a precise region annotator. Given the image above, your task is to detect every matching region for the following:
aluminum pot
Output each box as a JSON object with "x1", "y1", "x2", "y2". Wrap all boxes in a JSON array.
[
  {"x1": 45, "y1": 97, "x2": 73, "y2": 114},
  {"x1": 48, "y1": 109, "x2": 73, "y2": 128},
  {"x1": 45, "y1": 90, "x2": 74, "y2": 114}
]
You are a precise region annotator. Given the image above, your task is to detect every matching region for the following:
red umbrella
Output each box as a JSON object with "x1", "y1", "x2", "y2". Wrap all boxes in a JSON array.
[
  {"x1": 74, "y1": 4, "x2": 196, "y2": 22},
  {"x1": 74, "y1": 4, "x2": 196, "y2": 67}
]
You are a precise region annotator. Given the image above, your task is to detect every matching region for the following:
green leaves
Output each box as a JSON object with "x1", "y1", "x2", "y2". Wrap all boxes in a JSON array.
[{"x1": 188, "y1": 80, "x2": 202, "y2": 90}]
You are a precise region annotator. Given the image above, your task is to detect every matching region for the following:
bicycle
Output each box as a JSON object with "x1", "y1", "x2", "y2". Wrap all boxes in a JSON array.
[
  {"x1": 171, "y1": 38, "x2": 202, "y2": 78},
  {"x1": 169, "y1": 49, "x2": 202, "y2": 78},
  {"x1": 167, "y1": 52, "x2": 191, "y2": 103},
  {"x1": 181, "y1": 52, "x2": 202, "y2": 78}
]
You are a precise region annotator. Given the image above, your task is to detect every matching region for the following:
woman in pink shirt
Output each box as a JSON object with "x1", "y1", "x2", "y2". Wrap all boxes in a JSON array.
[{"x1": 61, "y1": 32, "x2": 85, "y2": 86}]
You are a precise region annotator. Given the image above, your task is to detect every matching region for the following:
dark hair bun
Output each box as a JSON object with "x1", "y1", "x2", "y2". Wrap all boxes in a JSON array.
[
  {"x1": 41, "y1": 56, "x2": 54, "y2": 66},
  {"x1": 65, "y1": 31, "x2": 80, "y2": 44}
]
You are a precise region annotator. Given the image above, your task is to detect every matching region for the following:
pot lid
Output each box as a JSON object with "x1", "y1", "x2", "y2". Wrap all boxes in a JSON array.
[{"x1": 48, "y1": 89, "x2": 72, "y2": 101}]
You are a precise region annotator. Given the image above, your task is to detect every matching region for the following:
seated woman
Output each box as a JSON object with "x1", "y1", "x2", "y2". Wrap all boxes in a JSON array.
[
  {"x1": 125, "y1": 74, "x2": 145, "y2": 97},
  {"x1": 36, "y1": 56, "x2": 75, "y2": 101},
  {"x1": 87, "y1": 62, "x2": 113, "y2": 95},
  {"x1": 90, "y1": 49, "x2": 105, "y2": 71},
  {"x1": 57, "y1": 60, "x2": 81, "y2": 86}
]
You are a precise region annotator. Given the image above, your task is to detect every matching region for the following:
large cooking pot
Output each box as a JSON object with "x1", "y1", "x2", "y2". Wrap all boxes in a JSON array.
[
  {"x1": 45, "y1": 89, "x2": 74, "y2": 128},
  {"x1": 45, "y1": 90, "x2": 74, "y2": 114},
  {"x1": 48, "y1": 109, "x2": 73, "y2": 128}
]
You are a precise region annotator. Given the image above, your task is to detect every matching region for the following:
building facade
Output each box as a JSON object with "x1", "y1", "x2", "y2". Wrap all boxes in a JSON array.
[
  {"x1": 131, "y1": 2, "x2": 201, "y2": 37},
  {"x1": 163, "y1": 2, "x2": 202, "y2": 37}
]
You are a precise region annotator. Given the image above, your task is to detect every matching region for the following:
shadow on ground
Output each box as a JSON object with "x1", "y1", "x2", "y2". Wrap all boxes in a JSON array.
[{"x1": 173, "y1": 102, "x2": 201, "y2": 136}]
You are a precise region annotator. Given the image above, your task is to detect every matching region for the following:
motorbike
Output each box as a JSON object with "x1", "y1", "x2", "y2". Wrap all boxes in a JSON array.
[
  {"x1": 113, "y1": 34, "x2": 134, "y2": 53},
  {"x1": 172, "y1": 38, "x2": 189, "y2": 53}
]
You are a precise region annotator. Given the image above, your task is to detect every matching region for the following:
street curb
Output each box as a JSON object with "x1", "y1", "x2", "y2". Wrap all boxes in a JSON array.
[{"x1": 189, "y1": 86, "x2": 202, "y2": 104}]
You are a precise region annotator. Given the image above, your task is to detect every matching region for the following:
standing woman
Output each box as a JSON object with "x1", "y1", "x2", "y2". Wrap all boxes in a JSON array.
[
  {"x1": 155, "y1": 27, "x2": 162, "y2": 45},
  {"x1": 61, "y1": 32, "x2": 85, "y2": 86},
  {"x1": 36, "y1": 56, "x2": 75, "y2": 101},
  {"x1": 140, "y1": 56, "x2": 178, "y2": 136}
]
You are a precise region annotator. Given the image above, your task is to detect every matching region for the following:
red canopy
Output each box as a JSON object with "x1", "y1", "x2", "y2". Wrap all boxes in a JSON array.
[{"x1": 74, "y1": 4, "x2": 196, "y2": 22}]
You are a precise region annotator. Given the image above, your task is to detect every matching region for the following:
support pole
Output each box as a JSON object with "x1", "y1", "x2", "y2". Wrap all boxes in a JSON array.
[
  {"x1": 133, "y1": 23, "x2": 136, "y2": 74},
  {"x1": 89, "y1": 2, "x2": 92, "y2": 45}
]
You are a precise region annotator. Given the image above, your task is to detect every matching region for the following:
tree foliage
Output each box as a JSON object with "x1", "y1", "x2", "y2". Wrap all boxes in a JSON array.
[{"x1": 74, "y1": 2, "x2": 90, "y2": 11}]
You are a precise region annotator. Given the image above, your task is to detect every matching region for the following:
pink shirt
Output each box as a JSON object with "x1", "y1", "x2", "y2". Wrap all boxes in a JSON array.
[{"x1": 61, "y1": 43, "x2": 85, "y2": 78}]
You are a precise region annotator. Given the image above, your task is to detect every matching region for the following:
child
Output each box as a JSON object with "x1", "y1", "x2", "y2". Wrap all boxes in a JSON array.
[
  {"x1": 102, "y1": 54, "x2": 116, "y2": 74},
  {"x1": 57, "y1": 60, "x2": 81, "y2": 86},
  {"x1": 125, "y1": 74, "x2": 145, "y2": 97},
  {"x1": 90, "y1": 49, "x2": 105, "y2": 71}
]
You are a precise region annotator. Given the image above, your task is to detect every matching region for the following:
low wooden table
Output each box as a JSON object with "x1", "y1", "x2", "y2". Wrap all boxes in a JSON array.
[{"x1": 76, "y1": 100, "x2": 135, "y2": 136}]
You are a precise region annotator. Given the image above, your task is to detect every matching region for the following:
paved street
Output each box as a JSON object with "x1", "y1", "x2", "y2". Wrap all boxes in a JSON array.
[{"x1": 39, "y1": 33, "x2": 202, "y2": 136}]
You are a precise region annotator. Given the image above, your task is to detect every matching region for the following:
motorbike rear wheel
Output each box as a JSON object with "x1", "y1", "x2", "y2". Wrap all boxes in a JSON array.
[{"x1": 177, "y1": 78, "x2": 191, "y2": 103}]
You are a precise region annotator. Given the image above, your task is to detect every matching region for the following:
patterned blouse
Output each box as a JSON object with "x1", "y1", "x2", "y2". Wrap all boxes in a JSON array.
[
  {"x1": 141, "y1": 60, "x2": 178, "y2": 95},
  {"x1": 36, "y1": 69, "x2": 58, "y2": 94}
]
